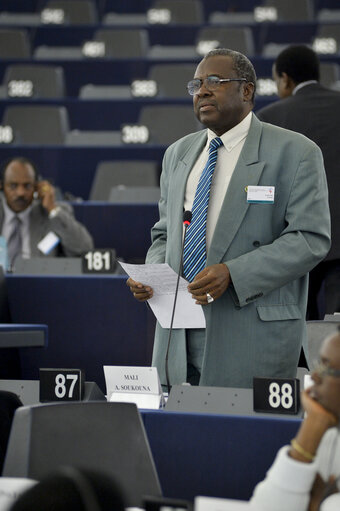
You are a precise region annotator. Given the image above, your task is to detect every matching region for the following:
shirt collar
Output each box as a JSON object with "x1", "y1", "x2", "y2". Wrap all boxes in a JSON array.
[
  {"x1": 206, "y1": 111, "x2": 252, "y2": 152},
  {"x1": 293, "y1": 80, "x2": 318, "y2": 95},
  {"x1": 2, "y1": 198, "x2": 32, "y2": 222}
]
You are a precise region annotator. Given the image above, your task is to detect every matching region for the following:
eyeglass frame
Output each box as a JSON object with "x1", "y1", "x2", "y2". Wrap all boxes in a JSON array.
[
  {"x1": 312, "y1": 360, "x2": 340, "y2": 378},
  {"x1": 186, "y1": 76, "x2": 248, "y2": 96}
]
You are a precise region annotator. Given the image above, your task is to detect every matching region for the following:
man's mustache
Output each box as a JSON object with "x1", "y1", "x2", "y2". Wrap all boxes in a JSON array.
[{"x1": 14, "y1": 197, "x2": 28, "y2": 205}]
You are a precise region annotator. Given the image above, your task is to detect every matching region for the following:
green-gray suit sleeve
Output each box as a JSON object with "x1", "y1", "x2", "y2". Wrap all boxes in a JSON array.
[
  {"x1": 226, "y1": 143, "x2": 331, "y2": 308},
  {"x1": 145, "y1": 148, "x2": 171, "y2": 265}
]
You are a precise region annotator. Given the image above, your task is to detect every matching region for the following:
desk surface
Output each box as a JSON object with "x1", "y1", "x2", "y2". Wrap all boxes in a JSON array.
[{"x1": 0, "y1": 323, "x2": 47, "y2": 348}]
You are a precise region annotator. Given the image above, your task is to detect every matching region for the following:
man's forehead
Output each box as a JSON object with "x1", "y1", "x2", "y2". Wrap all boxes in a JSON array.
[
  {"x1": 4, "y1": 161, "x2": 35, "y2": 181},
  {"x1": 195, "y1": 55, "x2": 234, "y2": 78}
]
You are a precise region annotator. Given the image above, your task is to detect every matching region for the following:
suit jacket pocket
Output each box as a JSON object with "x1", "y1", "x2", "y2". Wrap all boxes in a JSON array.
[{"x1": 256, "y1": 304, "x2": 302, "y2": 321}]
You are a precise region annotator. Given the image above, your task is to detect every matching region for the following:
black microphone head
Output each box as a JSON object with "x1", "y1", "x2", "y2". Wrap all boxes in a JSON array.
[{"x1": 183, "y1": 210, "x2": 192, "y2": 224}]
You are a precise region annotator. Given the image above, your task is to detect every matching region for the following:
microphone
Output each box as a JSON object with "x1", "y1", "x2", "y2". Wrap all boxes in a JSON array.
[{"x1": 165, "y1": 210, "x2": 192, "y2": 395}]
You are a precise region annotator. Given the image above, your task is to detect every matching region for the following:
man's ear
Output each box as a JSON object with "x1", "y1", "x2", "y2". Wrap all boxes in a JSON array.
[
  {"x1": 243, "y1": 81, "x2": 255, "y2": 102},
  {"x1": 281, "y1": 72, "x2": 295, "y2": 93}
]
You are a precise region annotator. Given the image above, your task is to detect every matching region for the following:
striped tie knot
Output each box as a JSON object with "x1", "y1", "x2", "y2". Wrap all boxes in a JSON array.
[
  {"x1": 183, "y1": 136, "x2": 223, "y2": 282},
  {"x1": 209, "y1": 137, "x2": 223, "y2": 151}
]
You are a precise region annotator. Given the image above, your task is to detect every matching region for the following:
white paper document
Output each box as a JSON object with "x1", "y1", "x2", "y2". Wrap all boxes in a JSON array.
[
  {"x1": 120, "y1": 262, "x2": 206, "y2": 329},
  {"x1": 195, "y1": 496, "x2": 258, "y2": 511}
]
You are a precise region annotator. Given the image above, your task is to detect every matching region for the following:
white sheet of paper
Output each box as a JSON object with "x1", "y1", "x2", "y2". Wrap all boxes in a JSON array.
[
  {"x1": 37, "y1": 231, "x2": 60, "y2": 254},
  {"x1": 195, "y1": 496, "x2": 257, "y2": 511},
  {"x1": 119, "y1": 261, "x2": 206, "y2": 329}
]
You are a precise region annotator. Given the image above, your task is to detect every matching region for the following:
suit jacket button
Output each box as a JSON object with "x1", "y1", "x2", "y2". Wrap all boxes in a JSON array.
[{"x1": 253, "y1": 240, "x2": 260, "y2": 247}]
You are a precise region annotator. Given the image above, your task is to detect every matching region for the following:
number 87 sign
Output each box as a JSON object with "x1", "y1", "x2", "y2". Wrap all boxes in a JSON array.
[
  {"x1": 253, "y1": 377, "x2": 301, "y2": 414},
  {"x1": 39, "y1": 369, "x2": 85, "y2": 402}
]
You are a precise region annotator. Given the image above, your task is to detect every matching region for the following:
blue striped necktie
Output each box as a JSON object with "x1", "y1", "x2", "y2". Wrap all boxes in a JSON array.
[{"x1": 183, "y1": 137, "x2": 223, "y2": 282}]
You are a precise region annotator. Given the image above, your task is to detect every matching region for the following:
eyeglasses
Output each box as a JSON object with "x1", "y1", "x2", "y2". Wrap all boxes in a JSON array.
[
  {"x1": 187, "y1": 75, "x2": 247, "y2": 96},
  {"x1": 312, "y1": 360, "x2": 340, "y2": 378}
]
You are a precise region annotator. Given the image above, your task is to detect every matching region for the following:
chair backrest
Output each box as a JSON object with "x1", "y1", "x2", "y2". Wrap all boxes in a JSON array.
[
  {"x1": 139, "y1": 105, "x2": 200, "y2": 145},
  {"x1": 3, "y1": 64, "x2": 65, "y2": 98},
  {"x1": 304, "y1": 321, "x2": 339, "y2": 369},
  {"x1": 90, "y1": 160, "x2": 159, "y2": 200},
  {"x1": 3, "y1": 105, "x2": 69, "y2": 145},
  {"x1": 316, "y1": 23, "x2": 340, "y2": 47},
  {"x1": 196, "y1": 26, "x2": 255, "y2": 56},
  {"x1": 3, "y1": 402, "x2": 162, "y2": 507},
  {"x1": 94, "y1": 29, "x2": 149, "y2": 58},
  {"x1": 0, "y1": 391, "x2": 23, "y2": 473},
  {"x1": 152, "y1": 0, "x2": 204, "y2": 24},
  {"x1": 43, "y1": 0, "x2": 98, "y2": 25},
  {"x1": 320, "y1": 62, "x2": 340, "y2": 88},
  {"x1": 148, "y1": 63, "x2": 197, "y2": 98},
  {"x1": 109, "y1": 186, "x2": 161, "y2": 204},
  {"x1": 0, "y1": 29, "x2": 31, "y2": 58},
  {"x1": 263, "y1": 0, "x2": 314, "y2": 21}
]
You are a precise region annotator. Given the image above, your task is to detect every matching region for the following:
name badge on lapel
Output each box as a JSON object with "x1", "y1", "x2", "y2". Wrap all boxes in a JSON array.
[{"x1": 247, "y1": 185, "x2": 275, "y2": 204}]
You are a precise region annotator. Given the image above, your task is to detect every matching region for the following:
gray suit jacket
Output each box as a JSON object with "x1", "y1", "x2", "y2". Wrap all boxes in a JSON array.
[
  {"x1": 0, "y1": 199, "x2": 93, "y2": 258},
  {"x1": 257, "y1": 83, "x2": 340, "y2": 260},
  {"x1": 146, "y1": 114, "x2": 331, "y2": 388}
]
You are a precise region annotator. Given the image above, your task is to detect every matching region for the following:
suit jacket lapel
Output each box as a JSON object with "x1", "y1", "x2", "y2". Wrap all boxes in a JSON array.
[
  {"x1": 168, "y1": 130, "x2": 207, "y2": 269},
  {"x1": 208, "y1": 114, "x2": 266, "y2": 264}
]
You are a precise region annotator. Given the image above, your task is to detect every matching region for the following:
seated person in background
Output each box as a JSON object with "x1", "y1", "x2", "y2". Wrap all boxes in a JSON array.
[
  {"x1": 0, "y1": 157, "x2": 93, "y2": 269},
  {"x1": 10, "y1": 467, "x2": 126, "y2": 511},
  {"x1": 251, "y1": 325, "x2": 340, "y2": 511}
]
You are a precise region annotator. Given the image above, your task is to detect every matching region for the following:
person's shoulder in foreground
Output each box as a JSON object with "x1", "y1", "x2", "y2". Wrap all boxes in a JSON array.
[{"x1": 251, "y1": 326, "x2": 340, "y2": 511}]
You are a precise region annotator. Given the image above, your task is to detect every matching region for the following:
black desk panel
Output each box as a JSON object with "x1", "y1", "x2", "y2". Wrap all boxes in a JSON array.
[
  {"x1": 6, "y1": 275, "x2": 156, "y2": 392},
  {"x1": 73, "y1": 202, "x2": 158, "y2": 262},
  {"x1": 141, "y1": 410, "x2": 301, "y2": 502}
]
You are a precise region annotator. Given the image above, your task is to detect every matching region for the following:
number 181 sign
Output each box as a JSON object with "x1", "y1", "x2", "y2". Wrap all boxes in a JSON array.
[{"x1": 253, "y1": 377, "x2": 300, "y2": 414}]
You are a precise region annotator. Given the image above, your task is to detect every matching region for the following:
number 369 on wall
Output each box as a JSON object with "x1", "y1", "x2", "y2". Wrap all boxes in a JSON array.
[{"x1": 253, "y1": 377, "x2": 300, "y2": 414}]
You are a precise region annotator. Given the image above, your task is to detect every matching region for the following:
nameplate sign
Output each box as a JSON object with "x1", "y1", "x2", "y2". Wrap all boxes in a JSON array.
[
  {"x1": 253, "y1": 377, "x2": 300, "y2": 415},
  {"x1": 82, "y1": 249, "x2": 116, "y2": 274},
  {"x1": 103, "y1": 366, "x2": 164, "y2": 409},
  {"x1": 40, "y1": 368, "x2": 84, "y2": 402}
]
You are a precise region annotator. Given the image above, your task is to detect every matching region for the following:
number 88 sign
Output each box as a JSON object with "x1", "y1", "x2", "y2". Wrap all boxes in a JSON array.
[{"x1": 253, "y1": 377, "x2": 300, "y2": 414}]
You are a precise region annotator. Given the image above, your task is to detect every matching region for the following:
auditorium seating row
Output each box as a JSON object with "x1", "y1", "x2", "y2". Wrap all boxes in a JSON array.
[
  {"x1": 1, "y1": 22, "x2": 340, "y2": 61},
  {"x1": 0, "y1": 58, "x2": 339, "y2": 99},
  {"x1": 1, "y1": 0, "x2": 339, "y2": 25}
]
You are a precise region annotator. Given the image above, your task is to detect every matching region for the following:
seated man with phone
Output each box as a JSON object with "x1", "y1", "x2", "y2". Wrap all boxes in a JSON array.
[{"x1": 0, "y1": 156, "x2": 93, "y2": 269}]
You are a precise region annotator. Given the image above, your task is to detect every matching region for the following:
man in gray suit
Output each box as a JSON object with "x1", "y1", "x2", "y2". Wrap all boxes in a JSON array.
[
  {"x1": 127, "y1": 49, "x2": 331, "y2": 388},
  {"x1": 0, "y1": 156, "x2": 93, "y2": 269},
  {"x1": 257, "y1": 45, "x2": 340, "y2": 320}
]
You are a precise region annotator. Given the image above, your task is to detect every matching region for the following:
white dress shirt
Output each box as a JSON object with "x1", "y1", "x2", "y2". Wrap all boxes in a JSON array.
[{"x1": 184, "y1": 111, "x2": 252, "y2": 251}]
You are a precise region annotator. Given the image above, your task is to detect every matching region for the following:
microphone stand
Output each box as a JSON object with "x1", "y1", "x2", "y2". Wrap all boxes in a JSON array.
[{"x1": 165, "y1": 220, "x2": 190, "y2": 396}]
